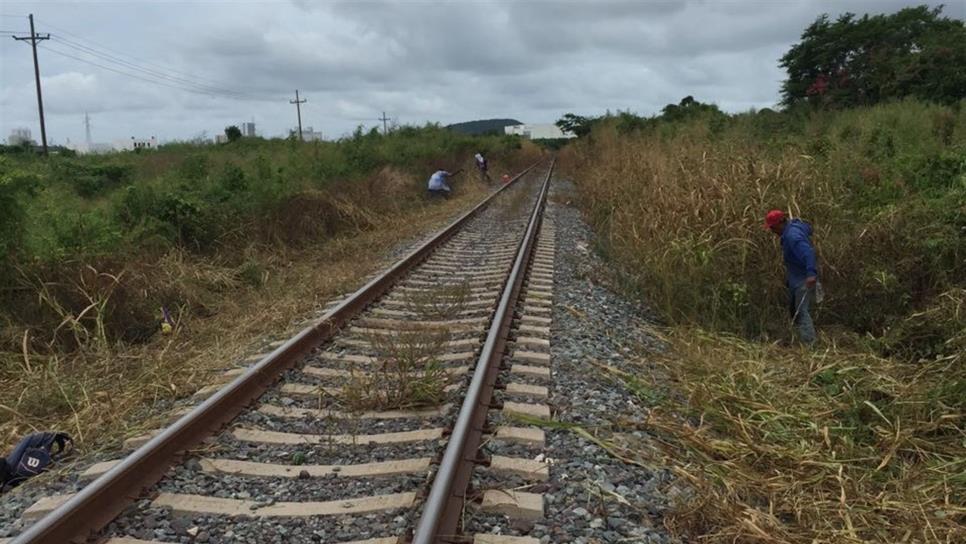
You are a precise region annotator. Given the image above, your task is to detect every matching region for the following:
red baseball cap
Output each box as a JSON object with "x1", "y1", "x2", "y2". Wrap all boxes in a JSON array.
[{"x1": 764, "y1": 209, "x2": 785, "y2": 229}]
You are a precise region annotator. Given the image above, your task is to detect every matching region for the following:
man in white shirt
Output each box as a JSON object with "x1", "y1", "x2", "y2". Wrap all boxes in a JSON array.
[{"x1": 427, "y1": 169, "x2": 461, "y2": 198}]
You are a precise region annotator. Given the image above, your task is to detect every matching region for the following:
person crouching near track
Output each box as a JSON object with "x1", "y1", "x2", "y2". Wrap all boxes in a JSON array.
[
  {"x1": 427, "y1": 168, "x2": 461, "y2": 198},
  {"x1": 765, "y1": 209, "x2": 821, "y2": 346},
  {"x1": 474, "y1": 152, "x2": 491, "y2": 182}
]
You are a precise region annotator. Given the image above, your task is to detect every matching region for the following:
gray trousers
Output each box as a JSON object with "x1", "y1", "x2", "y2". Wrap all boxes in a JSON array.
[{"x1": 789, "y1": 284, "x2": 817, "y2": 345}]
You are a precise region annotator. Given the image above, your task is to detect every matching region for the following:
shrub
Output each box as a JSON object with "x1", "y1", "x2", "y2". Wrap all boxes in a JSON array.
[
  {"x1": 177, "y1": 154, "x2": 209, "y2": 182},
  {"x1": 69, "y1": 162, "x2": 134, "y2": 198},
  {"x1": 48, "y1": 211, "x2": 123, "y2": 257}
]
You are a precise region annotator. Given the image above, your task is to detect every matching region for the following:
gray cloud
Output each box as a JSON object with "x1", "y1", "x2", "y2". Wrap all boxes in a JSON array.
[{"x1": 1, "y1": 0, "x2": 960, "y2": 145}]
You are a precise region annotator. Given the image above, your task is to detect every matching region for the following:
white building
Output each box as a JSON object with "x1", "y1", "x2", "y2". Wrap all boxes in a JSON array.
[
  {"x1": 8, "y1": 127, "x2": 32, "y2": 145},
  {"x1": 291, "y1": 126, "x2": 323, "y2": 141},
  {"x1": 112, "y1": 136, "x2": 158, "y2": 152},
  {"x1": 66, "y1": 141, "x2": 113, "y2": 155},
  {"x1": 304, "y1": 126, "x2": 323, "y2": 141},
  {"x1": 504, "y1": 123, "x2": 574, "y2": 140},
  {"x1": 215, "y1": 134, "x2": 229, "y2": 144},
  {"x1": 241, "y1": 122, "x2": 256, "y2": 137}
]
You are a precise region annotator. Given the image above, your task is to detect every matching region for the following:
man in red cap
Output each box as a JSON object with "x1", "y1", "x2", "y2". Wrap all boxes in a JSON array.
[{"x1": 765, "y1": 209, "x2": 819, "y2": 345}]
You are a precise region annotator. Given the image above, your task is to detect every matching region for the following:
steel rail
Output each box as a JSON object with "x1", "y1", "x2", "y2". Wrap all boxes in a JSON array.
[
  {"x1": 412, "y1": 159, "x2": 555, "y2": 543},
  {"x1": 12, "y1": 163, "x2": 541, "y2": 544}
]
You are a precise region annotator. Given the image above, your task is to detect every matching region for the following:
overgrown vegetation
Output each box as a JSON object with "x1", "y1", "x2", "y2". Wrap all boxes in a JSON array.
[
  {"x1": 555, "y1": 5, "x2": 964, "y2": 541},
  {"x1": 0, "y1": 126, "x2": 542, "y2": 451},
  {"x1": 562, "y1": 98, "x2": 965, "y2": 355},
  {"x1": 0, "y1": 126, "x2": 532, "y2": 348}
]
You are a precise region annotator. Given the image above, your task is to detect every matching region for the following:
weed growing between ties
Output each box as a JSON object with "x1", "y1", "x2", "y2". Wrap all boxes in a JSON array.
[
  {"x1": 342, "y1": 328, "x2": 452, "y2": 412},
  {"x1": 403, "y1": 281, "x2": 472, "y2": 321},
  {"x1": 0, "y1": 234, "x2": 363, "y2": 451},
  {"x1": 341, "y1": 279, "x2": 475, "y2": 411}
]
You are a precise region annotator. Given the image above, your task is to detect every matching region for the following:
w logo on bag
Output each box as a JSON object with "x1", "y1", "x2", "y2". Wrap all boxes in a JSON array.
[
  {"x1": 2, "y1": 432, "x2": 72, "y2": 492},
  {"x1": 17, "y1": 450, "x2": 49, "y2": 476}
]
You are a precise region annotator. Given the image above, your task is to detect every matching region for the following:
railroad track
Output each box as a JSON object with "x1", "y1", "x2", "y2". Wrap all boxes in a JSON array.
[{"x1": 6, "y1": 160, "x2": 557, "y2": 544}]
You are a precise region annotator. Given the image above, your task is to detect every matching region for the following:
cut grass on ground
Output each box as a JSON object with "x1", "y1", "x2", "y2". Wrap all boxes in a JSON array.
[{"x1": 615, "y1": 327, "x2": 965, "y2": 544}]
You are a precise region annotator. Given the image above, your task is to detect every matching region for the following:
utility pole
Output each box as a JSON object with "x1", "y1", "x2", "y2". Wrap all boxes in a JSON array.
[
  {"x1": 379, "y1": 111, "x2": 391, "y2": 135},
  {"x1": 84, "y1": 112, "x2": 92, "y2": 146},
  {"x1": 12, "y1": 14, "x2": 50, "y2": 155},
  {"x1": 289, "y1": 90, "x2": 306, "y2": 141}
]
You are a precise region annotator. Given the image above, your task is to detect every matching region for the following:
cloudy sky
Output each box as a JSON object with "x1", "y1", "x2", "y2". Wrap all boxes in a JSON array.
[{"x1": 1, "y1": 0, "x2": 960, "y2": 144}]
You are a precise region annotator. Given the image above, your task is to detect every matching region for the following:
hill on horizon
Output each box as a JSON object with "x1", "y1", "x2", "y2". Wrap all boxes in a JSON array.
[{"x1": 446, "y1": 118, "x2": 522, "y2": 135}]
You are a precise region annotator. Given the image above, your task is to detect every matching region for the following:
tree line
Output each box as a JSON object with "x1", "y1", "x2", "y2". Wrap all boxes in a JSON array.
[{"x1": 557, "y1": 4, "x2": 965, "y2": 135}]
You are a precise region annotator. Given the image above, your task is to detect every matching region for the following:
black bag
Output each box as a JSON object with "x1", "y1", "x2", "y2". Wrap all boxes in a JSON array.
[{"x1": 1, "y1": 432, "x2": 72, "y2": 491}]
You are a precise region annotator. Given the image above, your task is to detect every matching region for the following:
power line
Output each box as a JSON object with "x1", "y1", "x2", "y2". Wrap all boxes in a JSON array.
[
  {"x1": 50, "y1": 35, "x2": 251, "y2": 98},
  {"x1": 39, "y1": 43, "x2": 230, "y2": 97},
  {"x1": 36, "y1": 17, "x2": 251, "y2": 94}
]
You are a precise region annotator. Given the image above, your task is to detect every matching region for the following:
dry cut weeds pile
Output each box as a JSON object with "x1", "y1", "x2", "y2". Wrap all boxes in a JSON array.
[{"x1": 632, "y1": 329, "x2": 964, "y2": 543}]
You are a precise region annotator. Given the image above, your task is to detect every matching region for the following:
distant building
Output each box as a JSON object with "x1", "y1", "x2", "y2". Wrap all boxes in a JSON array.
[
  {"x1": 215, "y1": 134, "x2": 229, "y2": 144},
  {"x1": 112, "y1": 136, "x2": 158, "y2": 152},
  {"x1": 66, "y1": 141, "x2": 113, "y2": 155},
  {"x1": 8, "y1": 127, "x2": 32, "y2": 145},
  {"x1": 304, "y1": 126, "x2": 323, "y2": 141},
  {"x1": 291, "y1": 126, "x2": 323, "y2": 141},
  {"x1": 504, "y1": 123, "x2": 574, "y2": 140},
  {"x1": 241, "y1": 122, "x2": 256, "y2": 137}
]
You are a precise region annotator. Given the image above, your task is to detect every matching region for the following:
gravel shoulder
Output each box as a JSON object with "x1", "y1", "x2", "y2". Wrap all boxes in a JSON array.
[{"x1": 538, "y1": 181, "x2": 678, "y2": 543}]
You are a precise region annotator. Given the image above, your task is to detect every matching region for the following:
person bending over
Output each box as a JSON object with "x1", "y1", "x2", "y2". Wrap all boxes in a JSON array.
[{"x1": 427, "y1": 168, "x2": 461, "y2": 198}]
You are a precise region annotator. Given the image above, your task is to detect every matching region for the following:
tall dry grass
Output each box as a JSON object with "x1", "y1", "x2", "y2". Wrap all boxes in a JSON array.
[{"x1": 561, "y1": 100, "x2": 965, "y2": 353}]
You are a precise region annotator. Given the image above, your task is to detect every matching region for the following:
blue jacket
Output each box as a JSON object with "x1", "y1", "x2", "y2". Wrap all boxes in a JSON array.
[{"x1": 780, "y1": 219, "x2": 818, "y2": 289}]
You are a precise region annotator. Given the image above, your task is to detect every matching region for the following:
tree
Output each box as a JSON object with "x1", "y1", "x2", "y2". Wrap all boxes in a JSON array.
[
  {"x1": 555, "y1": 113, "x2": 595, "y2": 138},
  {"x1": 659, "y1": 96, "x2": 725, "y2": 122},
  {"x1": 224, "y1": 125, "x2": 242, "y2": 142},
  {"x1": 780, "y1": 5, "x2": 966, "y2": 108}
]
